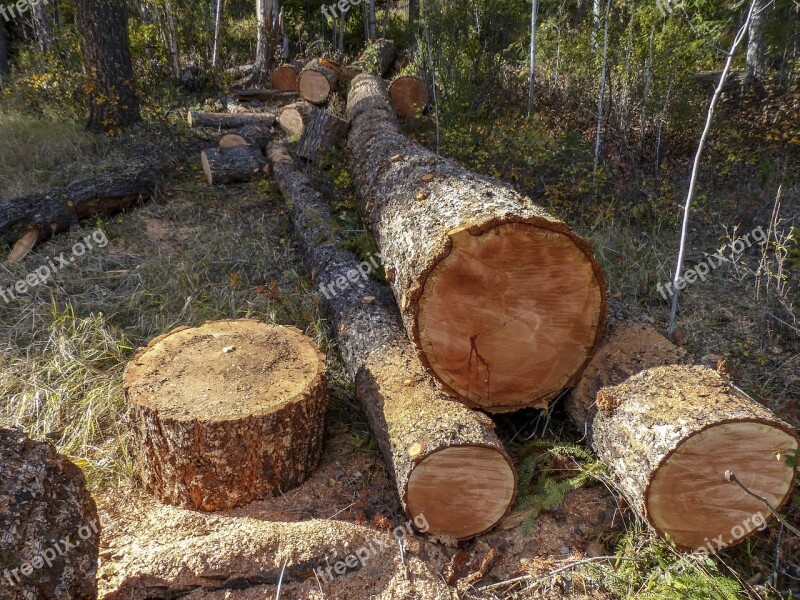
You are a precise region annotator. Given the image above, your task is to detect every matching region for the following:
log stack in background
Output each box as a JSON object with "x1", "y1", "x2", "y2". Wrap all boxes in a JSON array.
[
  {"x1": 346, "y1": 74, "x2": 607, "y2": 413},
  {"x1": 567, "y1": 301, "x2": 799, "y2": 549},
  {"x1": 268, "y1": 142, "x2": 516, "y2": 540}
]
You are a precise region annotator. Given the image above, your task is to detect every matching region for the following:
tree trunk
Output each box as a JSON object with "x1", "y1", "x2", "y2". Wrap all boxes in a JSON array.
[
  {"x1": 255, "y1": 0, "x2": 278, "y2": 76},
  {"x1": 31, "y1": 1, "x2": 54, "y2": 52},
  {"x1": 271, "y1": 60, "x2": 305, "y2": 90},
  {"x1": 201, "y1": 144, "x2": 267, "y2": 185},
  {"x1": 746, "y1": 0, "x2": 768, "y2": 84},
  {"x1": 267, "y1": 142, "x2": 516, "y2": 539},
  {"x1": 277, "y1": 101, "x2": 319, "y2": 138},
  {"x1": 187, "y1": 110, "x2": 275, "y2": 128},
  {"x1": 298, "y1": 58, "x2": 339, "y2": 104},
  {"x1": 228, "y1": 88, "x2": 298, "y2": 102},
  {"x1": 346, "y1": 74, "x2": 607, "y2": 413},
  {"x1": 408, "y1": 0, "x2": 419, "y2": 33},
  {"x1": 296, "y1": 109, "x2": 350, "y2": 162},
  {"x1": 566, "y1": 301, "x2": 799, "y2": 551},
  {"x1": 0, "y1": 20, "x2": 9, "y2": 78},
  {"x1": 73, "y1": 0, "x2": 141, "y2": 133},
  {"x1": 388, "y1": 75, "x2": 429, "y2": 117},
  {"x1": 212, "y1": 0, "x2": 224, "y2": 68},
  {"x1": 345, "y1": 38, "x2": 397, "y2": 79},
  {"x1": 0, "y1": 163, "x2": 163, "y2": 247},
  {"x1": 125, "y1": 320, "x2": 328, "y2": 512},
  {"x1": 0, "y1": 429, "x2": 101, "y2": 599}
]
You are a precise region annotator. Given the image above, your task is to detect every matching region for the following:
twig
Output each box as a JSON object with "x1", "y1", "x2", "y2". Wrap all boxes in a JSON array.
[
  {"x1": 275, "y1": 557, "x2": 288, "y2": 599},
  {"x1": 724, "y1": 470, "x2": 800, "y2": 537}
]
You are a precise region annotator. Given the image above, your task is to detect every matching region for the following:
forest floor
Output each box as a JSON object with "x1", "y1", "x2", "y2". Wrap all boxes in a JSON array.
[{"x1": 0, "y1": 86, "x2": 798, "y2": 598}]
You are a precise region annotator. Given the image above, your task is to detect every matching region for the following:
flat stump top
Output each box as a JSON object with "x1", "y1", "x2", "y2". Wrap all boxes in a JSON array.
[{"x1": 125, "y1": 320, "x2": 326, "y2": 421}]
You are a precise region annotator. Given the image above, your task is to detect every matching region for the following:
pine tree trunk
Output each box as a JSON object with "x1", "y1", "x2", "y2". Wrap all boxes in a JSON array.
[
  {"x1": 267, "y1": 142, "x2": 516, "y2": 540},
  {"x1": 346, "y1": 75, "x2": 607, "y2": 412},
  {"x1": 73, "y1": 0, "x2": 141, "y2": 133},
  {"x1": 746, "y1": 0, "x2": 768, "y2": 84}
]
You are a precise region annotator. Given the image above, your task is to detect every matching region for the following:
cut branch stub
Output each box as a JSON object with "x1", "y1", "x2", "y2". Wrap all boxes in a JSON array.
[{"x1": 125, "y1": 320, "x2": 328, "y2": 511}]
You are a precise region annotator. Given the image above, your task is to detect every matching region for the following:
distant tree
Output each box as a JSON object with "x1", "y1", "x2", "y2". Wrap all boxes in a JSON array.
[
  {"x1": 212, "y1": 0, "x2": 225, "y2": 68},
  {"x1": 73, "y1": 0, "x2": 141, "y2": 133},
  {"x1": 746, "y1": 0, "x2": 768, "y2": 84},
  {"x1": 0, "y1": 20, "x2": 9, "y2": 79}
]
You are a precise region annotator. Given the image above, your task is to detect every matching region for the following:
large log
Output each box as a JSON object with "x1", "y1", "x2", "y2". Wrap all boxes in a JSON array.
[
  {"x1": 566, "y1": 303, "x2": 799, "y2": 550},
  {"x1": 0, "y1": 163, "x2": 162, "y2": 248},
  {"x1": 201, "y1": 144, "x2": 268, "y2": 185},
  {"x1": 267, "y1": 142, "x2": 516, "y2": 540},
  {"x1": 342, "y1": 39, "x2": 397, "y2": 80},
  {"x1": 187, "y1": 110, "x2": 275, "y2": 128},
  {"x1": 270, "y1": 61, "x2": 305, "y2": 90},
  {"x1": 124, "y1": 320, "x2": 329, "y2": 511},
  {"x1": 296, "y1": 109, "x2": 350, "y2": 162},
  {"x1": 228, "y1": 88, "x2": 298, "y2": 102},
  {"x1": 389, "y1": 75, "x2": 429, "y2": 117},
  {"x1": 346, "y1": 74, "x2": 607, "y2": 412},
  {"x1": 0, "y1": 428, "x2": 101, "y2": 599},
  {"x1": 277, "y1": 101, "x2": 319, "y2": 138},
  {"x1": 298, "y1": 58, "x2": 339, "y2": 104}
]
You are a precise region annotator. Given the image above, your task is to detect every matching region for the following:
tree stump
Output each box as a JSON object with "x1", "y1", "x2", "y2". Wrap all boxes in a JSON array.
[
  {"x1": 298, "y1": 58, "x2": 339, "y2": 104},
  {"x1": 201, "y1": 145, "x2": 268, "y2": 185},
  {"x1": 0, "y1": 428, "x2": 101, "y2": 599},
  {"x1": 277, "y1": 101, "x2": 319, "y2": 138},
  {"x1": 296, "y1": 110, "x2": 350, "y2": 162},
  {"x1": 124, "y1": 320, "x2": 329, "y2": 511},
  {"x1": 389, "y1": 75, "x2": 429, "y2": 117}
]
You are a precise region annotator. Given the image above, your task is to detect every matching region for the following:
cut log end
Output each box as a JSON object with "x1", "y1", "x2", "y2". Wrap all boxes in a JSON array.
[
  {"x1": 417, "y1": 221, "x2": 606, "y2": 411},
  {"x1": 271, "y1": 65, "x2": 301, "y2": 91},
  {"x1": 406, "y1": 446, "x2": 516, "y2": 539},
  {"x1": 389, "y1": 76, "x2": 429, "y2": 117},
  {"x1": 125, "y1": 320, "x2": 328, "y2": 511}
]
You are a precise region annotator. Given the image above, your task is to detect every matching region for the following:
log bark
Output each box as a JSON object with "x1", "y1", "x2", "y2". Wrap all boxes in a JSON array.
[
  {"x1": 389, "y1": 75, "x2": 429, "y2": 117},
  {"x1": 298, "y1": 58, "x2": 339, "y2": 104},
  {"x1": 567, "y1": 302, "x2": 799, "y2": 550},
  {"x1": 228, "y1": 88, "x2": 298, "y2": 102},
  {"x1": 277, "y1": 101, "x2": 319, "y2": 138},
  {"x1": 343, "y1": 38, "x2": 397, "y2": 80},
  {"x1": 0, "y1": 428, "x2": 101, "y2": 599},
  {"x1": 267, "y1": 142, "x2": 516, "y2": 540},
  {"x1": 187, "y1": 110, "x2": 275, "y2": 128},
  {"x1": 201, "y1": 144, "x2": 268, "y2": 185},
  {"x1": 0, "y1": 163, "x2": 162, "y2": 247},
  {"x1": 346, "y1": 74, "x2": 607, "y2": 412},
  {"x1": 270, "y1": 61, "x2": 305, "y2": 90},
  {"x1": 296, "y1": 109, "x2": 350, "y2": 162},
  {"x1": 124, "y1": 320, "x2": 328, "y2": 511}
]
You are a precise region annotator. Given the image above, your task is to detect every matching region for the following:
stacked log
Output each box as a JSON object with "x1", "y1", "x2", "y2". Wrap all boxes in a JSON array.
[
  {"x1": 297, "y1": 109, "x2": 350, "y2": 162},
  {"x1": 567, "y1": 301, "x2": 799, "y2": 550},
  {"x1": 346, "y1": 74, "x2": 607, "y2": 413},
  {"x1": 298, "y1": 58, "x2": 340, "y2": 104},
  {"x1": 201, "y1": 144, "x2": 267, "y2": 185},
  {"x1": 125, "y1": 320, "x2": 329, "y2": 511},
  {"x1": 218, "y1": 123, "x2": 271, "y2": 152},
  {"x1": 267, "y1": 142, "x2": 516, "y2": 540},
  {"x1": 277, "y1": 101, "x2": 319, "y2": 138},
  {"x1": 389, "y1": 75, "x2": 429, "y2": 117},
  {"x1": 228, "y1": 88, "x2": 298, "y2": 102},
  {"x1": 271, "y1": 61, "x2": 305, "y2": 90},
  {"x1": 187, "y1": 110, "x2": 275, "y2": 129}
]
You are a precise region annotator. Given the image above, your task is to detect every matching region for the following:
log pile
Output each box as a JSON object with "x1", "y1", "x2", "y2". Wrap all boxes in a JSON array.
[
  {"x1": 346, "y1": 74, "x2": 608, "y2": 413},
  {"x1": 297, "y1": 109, "x2": 350, "y2": 161},
  {"x1": 277, "y1": 101, "x2": 319, "y2": 138},
  {"x1": 125, "y1": 320, "x2": 328, "y2": 511},
  {"x1": 267, "y1": 142, "x2": 516, "y2": 539},
  {"x1": 298, "y1": 58, "x2": 340, "y2": 104}
]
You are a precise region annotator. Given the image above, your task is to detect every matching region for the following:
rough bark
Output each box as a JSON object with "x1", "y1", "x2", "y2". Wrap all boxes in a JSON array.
[
  {"x1": 271, "y1": 61, "x2": 305, "y2": 90},
  {"x1": 298, "y1": 58, "x2": 339, "y2": 104},
  {"x1": 0, "y1": 163, "x2": 162, "y2": 247},
  {"x1": 277, "y1": 101, "x2": 318, "y2": 138},
  {"x1": 746, "y1": 0, "x2": 768, "y2": 84},
  {"x1": 201, "y1": 145, "x2": 267, "y2": 185},
  {"x1": 188, "y1": 110, "x2": 275, "y2": 128},
  {"x1": 0, "y1": 428, "x2": 100, "y2": 599},
  {"x1": 346, "y1": 74, "x2": 607, "y2": 412},
  {"x1": 388, "y1": 75, "x2": 429, "y2": 117},
  {"x1": 73, "y1": 0, "x2": 141, "y2": 133},
  {"x1": 124, "y1": 320, "x2": 328, "y2": 512},
  {"x1": 267, "y1": 142, "x2": 516, "y2": 540},
  {"x1": 296, "y1": 109, "x2": 350, "y2": 162},
  {"x1": 349, "y1": 39, "x2": 396, "y2": 78}
]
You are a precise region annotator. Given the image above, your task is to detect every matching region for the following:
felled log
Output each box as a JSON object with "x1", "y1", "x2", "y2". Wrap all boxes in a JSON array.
[
  {"x1": 296, "y1": 109, "x2": 350, "y2": 162},
  {"x1": 389, "y1": 75, "x2": 429, "y2": 117},
  {"x1": 201, "y1": 144, "x2": 268, "y2": 185},
  {"x1": 567, "y1": 303, "x2": 799, "y2": 550},
  {"x1": 346, "y1": 74, "x2": 607, "y2": 413},
  {"x1": 342, "y1": 38, "x2": 397, "y2": 81},
  {"x1": 219, "y1": 124, "x2": 271, "y2": 152},
  {"x1": 124, "y1": 320, "x2": 328, "y2": 511},
  {"x1": 271, "y1": 61, "x2": 305, "y2": 90},
  {"x1": 298, "y1": 58, "x2": 339, "y2": 104},
  {"x1": 187, "y1": 110, "x2": 275, "y2": 128},
  {"x1": 267, "y1": 142, "x2": 516, "y2": 540},
  {"x1": 0, "y1": 428, "x2": 101, "y2": 599},
  {"x1": 277, "y1": 101, "x2": 319, "y2": 138},
  {"x1": 228, "y1": 88, "x2": 298, "y2": 103},
  {"x1": 0, "y1": 162, "x2": 162, "y2": 248}
]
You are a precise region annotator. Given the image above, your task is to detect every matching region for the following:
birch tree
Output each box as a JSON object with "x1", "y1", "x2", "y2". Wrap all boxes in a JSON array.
[
  {"x1": 212, "y1": 0, "x2": 224, "y2": 68},
  {"x1": 527, "y1": 0, "x2": 539, "y2": 117}
]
